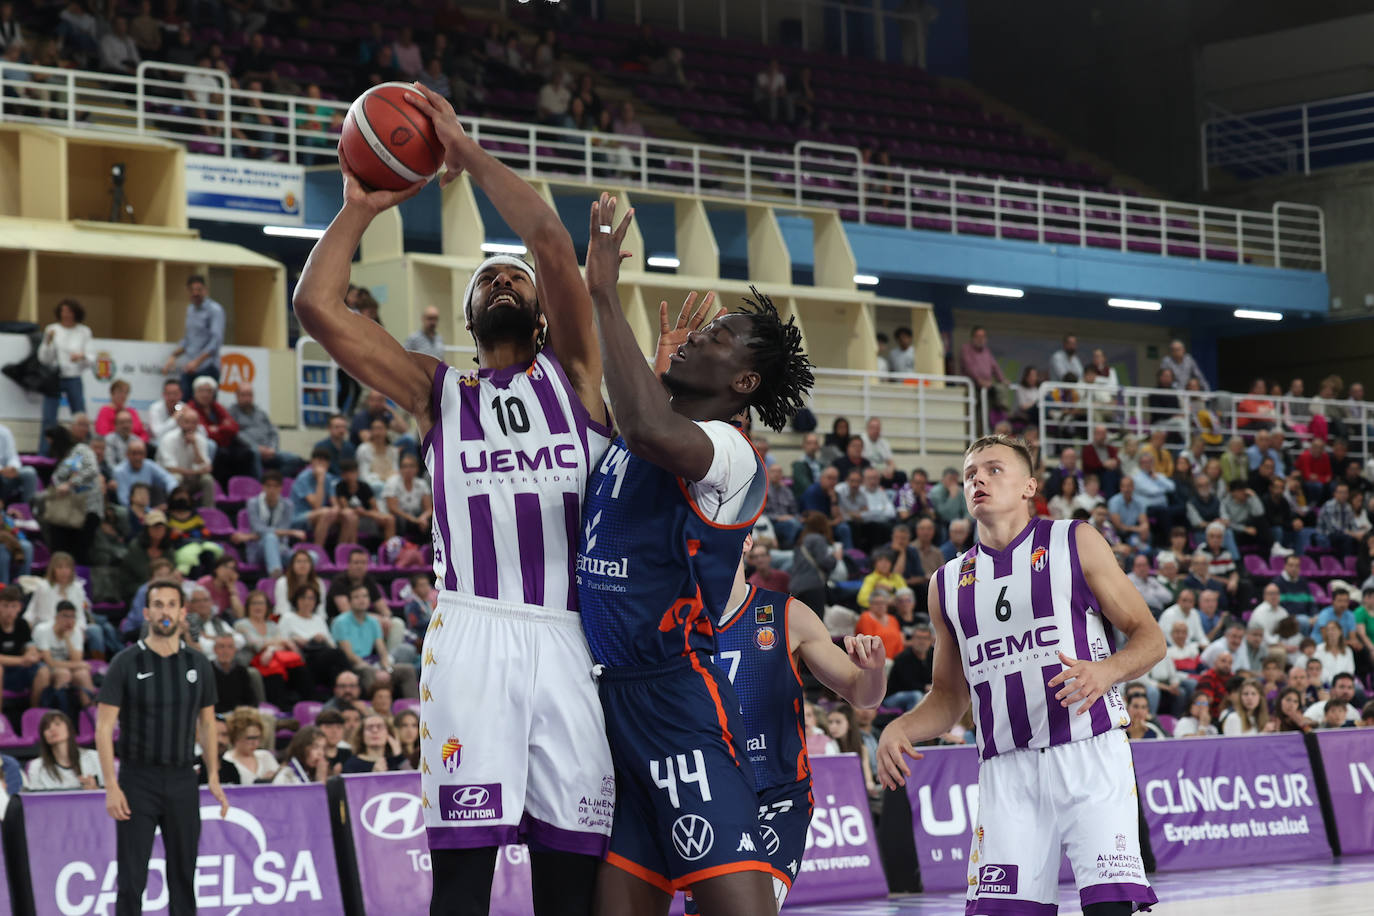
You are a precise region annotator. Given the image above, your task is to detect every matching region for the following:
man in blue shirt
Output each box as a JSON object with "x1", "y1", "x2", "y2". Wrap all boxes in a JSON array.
[
  {"x1": 330, "y1": 582, "x2": 416, "y2": 698},
  {"x1": 163, "y1": 275, "x2": 225, "y2": 401},
  {"x1": 1107, "y1": 475, "x2": 1150, "y2": 547},
  {"x1": 1313, "y1": 586, "x2": 1358, "y2": 638},
  {"x1": 290, "y1": 448, "x2": 351, "y2": 546},
  {"x1": 312, "y1": 414, "x2": 356, "y2": 476},
  {"x1": 113, "y1": 438, "x2": 177, "y2": 506},
  {"x1": 1246, "y1": 429, "x2": 1286, "y2": 475}
]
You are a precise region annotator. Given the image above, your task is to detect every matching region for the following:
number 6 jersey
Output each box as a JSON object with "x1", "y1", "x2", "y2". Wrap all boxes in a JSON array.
[
  {"x1": 424, "y1": 351, "x2": 612, "y2": 610},
  {"x1": 935, "y1": 517, "x2": 1128, "y2": 760}
]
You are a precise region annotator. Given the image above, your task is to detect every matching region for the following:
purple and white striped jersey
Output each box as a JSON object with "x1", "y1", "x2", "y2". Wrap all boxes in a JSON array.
[
  {"x1": 935, "y1": 517, "x2": 1129, "y2": 760},
  {"x1": 423, "y1": 349, "x2": 612, "y2": 612}
]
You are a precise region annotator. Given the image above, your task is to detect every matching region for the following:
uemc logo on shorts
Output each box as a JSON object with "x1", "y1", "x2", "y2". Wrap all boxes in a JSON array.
[
  {"x1": 440, "y1": 784, "x2": 503, "y2": 822},
  {"x1": 977, "y1": 864, "x2": 1018, "y2": 895}
]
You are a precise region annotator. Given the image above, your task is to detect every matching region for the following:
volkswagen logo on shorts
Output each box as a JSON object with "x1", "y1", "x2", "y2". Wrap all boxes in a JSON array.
[
  {"x1": 453, "y1": 786, "x2": 491, "y2": 808},
  {"x1": 671, "y1": 814, "x2": 715, "y2": 862},
  {"x1": 759, "y1": 825, "x2": 780, "y2": 856},
  {"x1": 360, "y1": 792, "x2": 426, "y2": 840},
  {"x1": 980, "y1": 866, "x2": 1006, "y2": 882}
]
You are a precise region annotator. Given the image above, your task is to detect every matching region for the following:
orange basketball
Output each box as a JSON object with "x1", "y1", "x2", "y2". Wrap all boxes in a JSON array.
[{"x1": 339, "y1": 82, "x2": 443, "y2": 191}]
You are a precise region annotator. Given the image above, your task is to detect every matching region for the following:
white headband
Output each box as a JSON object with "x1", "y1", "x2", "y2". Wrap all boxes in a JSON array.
[{"x1": 462, "y1": 256, "x2": 536, "y2": 325}]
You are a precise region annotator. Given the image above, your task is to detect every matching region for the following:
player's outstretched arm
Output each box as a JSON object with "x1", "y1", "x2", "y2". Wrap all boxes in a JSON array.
[
  {"x1": 293, "y1": 170, "x2": 437, "y2": 438},
  {"x1": 877, "y1": 577, "x2": 970, "y2": 790},
  {"x1": 1049, "y1": 523, "x2": 1167, "y2": 716},
  {"x1": 788, "y1": 598, "x2": 886, "y2": 708},
  {"x1": 586, "y1": 194, "x2": 716, "y2": 481},
  {"x1": 406, "y1": 83, "x2": 605, "y2": 424}
]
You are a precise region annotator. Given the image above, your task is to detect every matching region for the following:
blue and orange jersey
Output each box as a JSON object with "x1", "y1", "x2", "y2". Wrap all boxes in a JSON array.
[
  {"x1": 578, "y1": 432, "x2": 767, "y2": 667},
  {"x1": 713, "y1": 586, "x2": 811, "y2": 793}
]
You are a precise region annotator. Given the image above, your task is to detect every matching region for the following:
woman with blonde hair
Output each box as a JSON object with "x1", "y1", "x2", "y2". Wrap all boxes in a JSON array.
[
  {"x1": 222, "y1": 707, "x2": 279, "y2": 784},
  {"x1": 341, "y1": 710, "x2": 407, "y2": 773},
  {"x1": 1221, "y1": 679, "x2": 1274, "y2": 735}
]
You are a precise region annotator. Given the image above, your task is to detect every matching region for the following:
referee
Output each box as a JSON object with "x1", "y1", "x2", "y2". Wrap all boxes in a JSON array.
[{"x1": 96, "y1": 578, "x2": 229, "y2": 916}]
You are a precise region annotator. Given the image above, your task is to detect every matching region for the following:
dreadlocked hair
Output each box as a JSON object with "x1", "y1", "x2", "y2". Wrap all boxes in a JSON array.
[{"x1": 738, "y1": 285, "x2": 814, "y2": 432}]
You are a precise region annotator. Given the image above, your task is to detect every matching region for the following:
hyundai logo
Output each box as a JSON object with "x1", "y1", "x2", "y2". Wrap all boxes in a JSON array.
[
  {"x1": 453, "y1": 786, "x2": 491, "y2": 808},
  {"x1": 980, "y1": 865, "x2": 1006, "y2": 882},
  {"x1": 360, "y1": 792, "x2": 426, "y2": 840}
]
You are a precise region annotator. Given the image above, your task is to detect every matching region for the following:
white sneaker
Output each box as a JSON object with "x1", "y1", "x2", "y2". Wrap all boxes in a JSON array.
[{"x1": 1270, "y1": 543, "x2": 1294, "y2": 558}]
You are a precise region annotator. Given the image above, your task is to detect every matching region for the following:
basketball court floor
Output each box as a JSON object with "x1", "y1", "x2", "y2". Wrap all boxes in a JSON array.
[{"x1": 788, "y1": 857, "x2": 1374, "y2": 915}]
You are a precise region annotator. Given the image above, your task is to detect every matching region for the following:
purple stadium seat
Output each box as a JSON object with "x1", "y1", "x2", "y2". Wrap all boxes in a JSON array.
[
  {"x1": 1319, "y1": 556, "x2": 1344, "y2": 577},
  {"x1": 0, "y1": 715, "x2": 27, "y2": 750},
  {"x1": 200, "y1": 507, "x2": 235, "y2": 537},
  {"x1": 334, "y1": 543, "x2": 364, "y2": 569},
  {"x1": 293, "y1": 701, "x2": 324, "y2": 725},
  {"x1": 1156, "y1": 714, "x2": 1176, "y2": 737},
  {"x1": 292, "y1": 543, "x2": 332, "y2": 573},
  {"x1": 1300, "y1": 556, "x2": 1321, "y2": 578},
  {"x1": 393, "y1": 698, "x2": 419, "y2": 714},
  {"x1": 259, "y1": 702, "x2": 285, "y2": 719},
  {"x1": 237, "y1": 509, "x2": 251, "y2": 532},
  {"x1": 228, "y1": 477, "x2": 262, "y2": 501},
  {"x1": 1243, "y1": 555, "x2": 1270, "y2": 577},
  {"x1": 20, "y1": 707, "x2": 51, "y2": 742},
  {"x1": 77, "y1": 707, "x2": 96, "y2": 744},
  {"x1": 391, "y1": 579, "x2": 409, "y2": 601},
  {"x1": 255, "y1": 577, "x2": 275, "y2": 595},
  {"x1": 1344, "y1": 556, "x2": 1358, "y2": 576}
]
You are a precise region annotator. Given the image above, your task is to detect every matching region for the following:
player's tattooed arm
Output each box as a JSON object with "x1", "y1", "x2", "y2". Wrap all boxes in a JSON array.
[
  {"x1": 789, "y1": 599, "x2": 886, "y2": 709},
  {"x1": 293, "y1": 170, "x2": 436, "y2": 440},
  {"x1": 406, "y1": 83, "x2": 606, "y2": 424},
  {"x1": 585, "y1": 193, "x2": 717, "y2": 481},
  {"x1": 877, "y1": 578, "x2": 971, "y2": 789},
  {"x1": 1049, "y1": 523, "x2": 1167, "y2": 716}
]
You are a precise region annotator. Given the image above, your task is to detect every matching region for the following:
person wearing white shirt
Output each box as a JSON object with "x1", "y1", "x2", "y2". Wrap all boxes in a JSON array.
[
  {"x1": 0, "y1": 423, "x2": 38, "y2": 505},
  {"x1": 31, "y1": 602, "x2": 97, "y2": 700},
  {"x1": 1201, "y1": 623, "x2": 1266, "y2": 672},
  {"x1": 1304, "y1": 673, "x2": 1360, "y2": 724},
  {"x1": 1313, "y1": 620, "x2": 1357, "y2": 681},
  {"x1": 99, "y1": 16, "x2": 140, "y2": 73},
  {"x1": 222, "y1": 708, "x2": 279, "y2": 784},
  {"x1": 37, "y1": 300, "x2": 92, "y2": 456},
  {"x1": 1248, "y1": 584, "x2": 1291, "y2": 639},
  {"x1": 147, "y1": 377, "x2": 185, "y2": 442},
  {"x1": 355, "y1": 419, "x2": 399, "y2": 491},
  {"x1": 887, "y1": 327, "x2": 915, "y2": 375},
  {"x1": 1220, "y1": 681, "x2": 1269, "y2": 735},
  {"x1": 25, "y1": 710, "x2": 101, "y2": 791},
  {"x1": 158, "y1": 408, "x2": 216, "y2": 506},
  {"x1": 382, "y1": 454, "x2": 433, "y2": 541},
  {"x1": 1127, "y1": 554, "x2": 1173, "y2": 615},
  {"x1": 1171, "y1": 694, "x2": 1218, "y2": 738},
  {"x1": 1144, "y1": 647, "x2": 1195, "y2": 716},
  {"x1": 1158, "y1": 590, "x2": 1208, "y2": 647},
  {"x1": 1048, "y1": 334, "x2": 1083, "y2": 382},
  {"x1": 860, "y1": 418, "x2": 900, "y2": 484}
]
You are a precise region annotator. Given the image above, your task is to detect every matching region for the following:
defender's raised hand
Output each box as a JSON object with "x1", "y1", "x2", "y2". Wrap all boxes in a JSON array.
[{"x1": 586, "y1": 192, "x2": 634, "y2": 301}]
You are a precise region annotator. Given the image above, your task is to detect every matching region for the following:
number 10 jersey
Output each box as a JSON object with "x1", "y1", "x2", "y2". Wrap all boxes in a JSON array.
[
  {"x1": 424, "y1": 350, "x2": 613, "y2": 611},
  {"x1": 935, "y1": 517, "x2": 1128, "y2": 761}
]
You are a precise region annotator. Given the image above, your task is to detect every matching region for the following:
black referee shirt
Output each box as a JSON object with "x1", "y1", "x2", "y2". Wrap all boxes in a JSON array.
[{"x1": 97, "y1": 640, "x2": 217, "y2": 768}]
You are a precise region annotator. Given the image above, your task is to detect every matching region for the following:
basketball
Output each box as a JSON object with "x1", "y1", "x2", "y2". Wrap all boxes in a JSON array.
[{"x1": 339, "y1": 82, "x2": 443, "y2": 191}]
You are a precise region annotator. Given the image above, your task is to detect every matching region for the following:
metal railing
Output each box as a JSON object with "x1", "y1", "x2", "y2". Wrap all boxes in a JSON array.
[
  {"x1": 299, "y1": 334, "x2": 976, "y2": 454},
  {"x1": 1032, "y1": 382, "x2": 1374, "y2": 464},
  {"x1": 806, "y1": 369, "x2": 976, "y2": 456},
  {"x1": 0, "y1": 62, "x2": 1327, "y2": 271},
  {"x1": 1203, "y1": 87, "x2": 1374, "y2": 189}
]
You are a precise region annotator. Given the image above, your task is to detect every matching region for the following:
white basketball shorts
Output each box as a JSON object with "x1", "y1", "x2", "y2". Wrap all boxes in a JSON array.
[
  {"x1": 966, "y1": 729, "x2": 1157, "y2": 914},
  {"x1": 419, "y1": 591, "x2": 614, "y2": 856}
]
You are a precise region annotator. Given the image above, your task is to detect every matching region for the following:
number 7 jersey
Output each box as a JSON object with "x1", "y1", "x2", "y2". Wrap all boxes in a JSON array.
[
  {"x1": 424, "y1": 351, "x2": 612, "y2": 610},
  {"x1": 935, "y1": 517, "x2": 1128, "y2": 760}
]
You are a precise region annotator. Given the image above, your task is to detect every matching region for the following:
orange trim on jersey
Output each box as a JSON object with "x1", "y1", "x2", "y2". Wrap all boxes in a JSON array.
[
  {"x1": 605, "y1": 852, "x2": 674, "y2": 895},
  {"x1": 792, "y1": 697, "x2": 811, "y2": 783},
  {"x1": 673, "y1": 859, "x2": 775, "y2": 891},
  {"x1": 674, "y1": 426, "x2": 768, "y2": 530},
  {"x1": 688, "y1": 649, "x2": 738, "y2": 763},
  {"x1": 716, "y1": 585, "x2": 757, "y2": 633},
  {"x1": 770, "y1": 865, "x2": 794, "y2": 889}
]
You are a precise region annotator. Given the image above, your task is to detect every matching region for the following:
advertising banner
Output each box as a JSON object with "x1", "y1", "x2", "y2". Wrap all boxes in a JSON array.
[
  {"x1": 1133, "y1": 734, "x2": 1328, "y2": 871},
  {"x1": 344, "y1": 755, "x2": 883, "y2": 915},
  {"x1": 187, "y1": 155, "x2": 305, "y2": 226},
  {"x1": 21, "y1": 784, "x2": 343, "y2": 915},
  {"x1": 1313, "y1": 729, "x2": 1374, "y2": 856},
  {"x1": 904, "y1": 745, "x2": 1073, "y2": 892},
  {"x1": 342, "y1": 772, "x2": 534, "y2": 916},
  {"x1": 0, "y1": 334, "x2": 270, "y2": 423}
]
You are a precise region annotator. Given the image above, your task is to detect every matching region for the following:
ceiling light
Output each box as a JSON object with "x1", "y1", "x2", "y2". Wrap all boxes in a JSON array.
[
  {"x1": 1233, "y1": 309, "x2": 1282, "y2": 321},
  {"x1": 1107, "y1": 297, "x2": 1162, "y2": 311},
  {"x1": 480, "y1": 241, "x2": 527, "y2": 254},
  {"x1": 262, "y1": 225, "x2": 324, "y2": 239},
  {"x1": 966, "y1": 284, "x2": 1023, "y2": 298},
  {"x1": 854, "y1": 274, "x2": 880, "y2": 286},
  {"x1": 647, "y1": 256, "x2": 681, "y2": 269}
]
